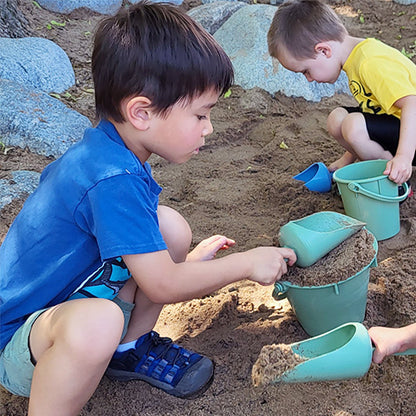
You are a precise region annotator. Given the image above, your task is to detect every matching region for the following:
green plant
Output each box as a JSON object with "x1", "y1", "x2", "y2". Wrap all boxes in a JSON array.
[
  {"x1": 46, "y1": 20, "x2": 66, "y2": 30},
  {"x1": 401, "y1": 41, "x2": 416, "y2": 59},
  {"x1": 0, "y1": 141, "x2": 13, "y2": 155},
  {"x1": 357, "y1": 9, "x2": 364, "y2": 24}
]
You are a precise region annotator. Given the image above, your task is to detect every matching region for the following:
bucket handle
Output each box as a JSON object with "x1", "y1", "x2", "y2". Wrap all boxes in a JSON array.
[
  {"x1": 347, "y1": 181, "x2": 409, "y2": 203},
  {"x1": 272, "y1": 281, "x2": 289, "y2": 300}
]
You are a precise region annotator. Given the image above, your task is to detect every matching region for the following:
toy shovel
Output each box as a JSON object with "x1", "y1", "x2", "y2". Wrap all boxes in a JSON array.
[
  {"x1": 270, "y1": 322, "x2": 416, "y2": 384},
  {"x1": 293, "y1": 162, "x2": 333, "y2": 193},
  {"x1": 279, "y1": 211, "x2": 366, "y2": 267}
]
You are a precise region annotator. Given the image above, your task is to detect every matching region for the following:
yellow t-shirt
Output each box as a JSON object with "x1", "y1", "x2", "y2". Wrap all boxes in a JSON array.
[{"x1": 343, "y1": 38, "x2": 416, "y2": 119}]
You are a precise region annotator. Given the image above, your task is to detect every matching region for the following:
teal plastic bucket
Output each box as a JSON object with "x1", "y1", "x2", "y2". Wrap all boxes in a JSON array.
[
  {"x1": 332, "y1": 160, "x2": 409, "y2": 240},
  {"x1": 273, "y1": 229, "x2": 378, "y2": 336}
]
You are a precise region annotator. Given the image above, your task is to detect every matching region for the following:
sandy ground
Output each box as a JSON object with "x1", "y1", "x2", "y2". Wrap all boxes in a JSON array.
[{"x1": 2, "y1": 1, "x2": 416, "y2": 415}]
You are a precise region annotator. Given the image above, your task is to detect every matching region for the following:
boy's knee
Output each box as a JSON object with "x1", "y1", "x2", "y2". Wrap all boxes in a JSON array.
[
  {"x1": 158, "y1": 205, "x2": 192, "y2": 262},
  {"x1": 327, "y1": 107, "x2": 348, "y2": 138},
  {"x1": 341, "y1": 112, "x2": 367, "y2": 143},
  {"x1": 59, "y1": 299, "x2": 124, "y2": 358}
]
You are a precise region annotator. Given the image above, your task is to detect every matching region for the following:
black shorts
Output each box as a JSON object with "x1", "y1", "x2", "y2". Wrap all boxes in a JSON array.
[{"x1": 344, "y1": 106, "x2": 416, "y2": 166}]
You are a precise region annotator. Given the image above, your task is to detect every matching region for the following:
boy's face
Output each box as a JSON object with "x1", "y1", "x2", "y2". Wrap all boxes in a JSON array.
[
  {"x1": 277, "y1": 45, "x2": 341, "y2": 84},
  {"x1": 148, "y1": 89, "x2": 219, "y2": 164}
]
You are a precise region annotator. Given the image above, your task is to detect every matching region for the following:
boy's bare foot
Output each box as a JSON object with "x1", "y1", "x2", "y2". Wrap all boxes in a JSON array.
[{"x1": 328, "y1": 152, "x2": 356, "y2": 172}]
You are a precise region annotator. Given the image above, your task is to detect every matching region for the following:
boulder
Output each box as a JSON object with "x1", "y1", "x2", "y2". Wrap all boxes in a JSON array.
[
  {"x1": 188, "y1": 1, "x2": 247, "y2": 34},
  {"x1": 214, "y1": 4, "x2": 350, "y2": 101},
  {"x1": 0, "y1": 79, "x2": 92, "y2": 158},
  {"x1": 0, "y1": 171, "x2": 40, "y2": 209},
  {"x1": 0, "y1": 37, "x2": 75, "y2": 93},
  {"x1": 36, "y1": 0, "x2": 122, "y2": 15}
]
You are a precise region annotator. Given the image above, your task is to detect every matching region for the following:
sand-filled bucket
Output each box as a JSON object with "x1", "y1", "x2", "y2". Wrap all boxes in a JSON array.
[
  {"x1": 332, "y1": 160, "x2": 409, "y2": 240},
  {"x1": 273, "y1": 229, "x2": 378, "y2": 336}
]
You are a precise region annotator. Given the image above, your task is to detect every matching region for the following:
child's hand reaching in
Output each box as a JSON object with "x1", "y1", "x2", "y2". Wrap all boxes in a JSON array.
[
  {"x1": 369, "y1": 323, "x2": 416, "y2": 363},
  {"x1": 186, "y1": 235, "x2": 236, "y2": 262}
]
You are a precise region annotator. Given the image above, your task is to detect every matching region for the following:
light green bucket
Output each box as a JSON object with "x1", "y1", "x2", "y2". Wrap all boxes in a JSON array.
[
  {"x1": 273, "y1": 229, "x2": 378, "y2": 336},
  {"x1": 332, "y1": 159, "x2": 409, "y2": 240}
]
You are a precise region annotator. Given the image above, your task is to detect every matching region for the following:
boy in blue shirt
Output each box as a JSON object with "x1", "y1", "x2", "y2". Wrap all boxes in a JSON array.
[
  {"x1": 0, "y1": 2, "x2": 296, "y2": 414},
  {"x1": 267, "y1": 0, "x2": 416, "y2": 186}
]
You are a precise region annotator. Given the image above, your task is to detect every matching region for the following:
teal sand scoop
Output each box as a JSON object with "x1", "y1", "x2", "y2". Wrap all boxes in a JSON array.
[
  {"x1": 263, "y1": 322, "x2": 416, "y2": 384},
  {"x1": 293, "y1": 162, "x2": 333, "y2": 193},
  {"x1": 279, "y1": 211, "x2": 366, "y2": 267}
]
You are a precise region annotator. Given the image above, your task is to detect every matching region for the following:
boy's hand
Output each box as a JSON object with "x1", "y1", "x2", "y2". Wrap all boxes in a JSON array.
[
  {"x1": 186, "y1": 235, "x2": 236, "y2": 262},
  {"x1": 246, "y1": 247, "x2": 296, "y2": 286},
  {"x1": 384, "y1": 154, "x2": 412, "y2": 184},
  {"x1": 368, "y1": 326, "x2": 403, "y2": 363}
]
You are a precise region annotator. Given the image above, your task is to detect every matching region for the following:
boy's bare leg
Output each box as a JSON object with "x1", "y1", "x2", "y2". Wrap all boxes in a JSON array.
[
  {"x1": 327, "y1": 108, "x2": 393, "y2": 171},
  {"x1": 327, "y1": 107, "x2": 358, "y2": 171},
  {"x1": 329, "y1": 151, "x2": 357, "y2": 172},
  {"x1": 117, "y1": 205, "x2": 191, "y2": 342},
  {"x1": 28, "y1": 298, "x2": 124, "y2": 416}
]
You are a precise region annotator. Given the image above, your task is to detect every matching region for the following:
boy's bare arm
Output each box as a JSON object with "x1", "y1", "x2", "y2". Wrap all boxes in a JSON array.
[
  {"x1": 384, "y1": 94, "x2": 416, "y2": 183},
  {"x1": 122, "y1": 246, "x2": 296, "y2": 304}
]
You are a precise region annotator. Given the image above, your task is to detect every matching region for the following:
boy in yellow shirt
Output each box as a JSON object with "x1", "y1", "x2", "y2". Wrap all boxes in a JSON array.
[{"x1": 268, "y1": 0, "x2": 416, "y2": 186}]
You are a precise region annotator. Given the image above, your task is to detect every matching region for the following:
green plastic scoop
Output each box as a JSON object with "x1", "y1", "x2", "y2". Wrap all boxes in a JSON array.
[
  {"x1": 271, "y1": 322, "x2": 416, "y2": 383},
  {"x1": 279, "y1": 211, "x2": 366, "y2": 267}
]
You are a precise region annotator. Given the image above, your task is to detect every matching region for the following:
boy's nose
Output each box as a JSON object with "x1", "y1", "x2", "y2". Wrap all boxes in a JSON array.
[{"x1": 202, "y1": 120, "x2": 213, "y2": 136}]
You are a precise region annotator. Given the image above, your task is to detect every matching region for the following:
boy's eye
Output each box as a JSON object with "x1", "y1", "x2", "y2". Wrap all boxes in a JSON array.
[{"x1": 197, "y1": 115, "x2": 207, "y2": 120}]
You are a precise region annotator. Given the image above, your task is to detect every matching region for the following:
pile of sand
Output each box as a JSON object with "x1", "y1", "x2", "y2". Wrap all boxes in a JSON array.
[{"x1": 285, "y1": 229, "x2": 376, "y2": 286}]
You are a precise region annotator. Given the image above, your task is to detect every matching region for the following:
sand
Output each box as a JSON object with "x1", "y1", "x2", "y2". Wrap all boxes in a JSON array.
[
  {"x1": 286, "y1": 228, "x2": 376, "y2": 286},
  {"x1": 252, "y1": 343, "x2": 306, "y2": 386}
]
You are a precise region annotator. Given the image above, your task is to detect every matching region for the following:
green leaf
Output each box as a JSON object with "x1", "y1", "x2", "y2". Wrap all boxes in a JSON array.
[
  {"x1": 50, "y1": 20, "x2": 66, "y2": 27},
  {"x1": 279, "y1": 140, "x2": 289, "y2": 150},
  {"x1": 50, "y1": 93, "x2": 61, "y2": 99},
  {"x1": 401, "y1": 47, "x2": 416, "y2": 59},
  {"x1": 223, "y1": 89, "x2": 232, "y2": 98},
  {"x1": 32, "y1": 1, "x2": 42, "y2": 9}
]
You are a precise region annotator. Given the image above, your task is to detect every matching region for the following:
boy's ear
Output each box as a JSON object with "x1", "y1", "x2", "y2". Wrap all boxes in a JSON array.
[
  {"x1": 315, "y1": 42, "x2": 332, "y2": 58},
  {"x1": 125, "y1": 96, "x2": 153, "y2": 130}
]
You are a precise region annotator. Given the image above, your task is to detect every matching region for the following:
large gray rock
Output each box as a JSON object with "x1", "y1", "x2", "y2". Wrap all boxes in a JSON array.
[
  {"x1": 202, "y1": 0, "x2": 250, "y2": 4},
  {"x1": 0, "y1": 37, "x2": 75, "y2": 94},
  {"x1": 36, "y1": 0, "x2": 122, "y2": 14},
  {"x1": 214, "y1": 4, "x2": 350, "y2": 101},
  {"x1": 0, "y1": 171, "x2": 40, "y2": 209},
  {"x1": 188, "y1": 1, "x2": 247, "y2": 34},
  {"x1": 0, "y1": 79, "x2": 91, "y2": 157},
  {"x1": 129, "y1": 0, "x2": 184, "y2": 5}
]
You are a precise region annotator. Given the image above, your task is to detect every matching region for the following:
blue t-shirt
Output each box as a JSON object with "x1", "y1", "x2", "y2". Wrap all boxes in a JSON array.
[{"x1": 0, "y1": 120, "x2": 167, "y2": 349}]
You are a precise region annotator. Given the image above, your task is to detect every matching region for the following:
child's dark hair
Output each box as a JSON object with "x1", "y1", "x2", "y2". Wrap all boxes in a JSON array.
[
  {"x1": 268, "y1": 0, "x2": 347, "y2": 60},
  {"x1": 92, "y1": 0, "x2": 234, "y2": 122}
]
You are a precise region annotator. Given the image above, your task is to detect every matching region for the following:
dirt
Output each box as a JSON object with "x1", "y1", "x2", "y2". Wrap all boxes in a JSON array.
[
  {"x1": 285, "y1": 228, "x2": 376, "y2": 286},
  {"x1": 2, "y1": 1, "x2": 416, "y2": 415},
  {"x1": 252, "y1": 343, "x2": 306, "y2": 386}
]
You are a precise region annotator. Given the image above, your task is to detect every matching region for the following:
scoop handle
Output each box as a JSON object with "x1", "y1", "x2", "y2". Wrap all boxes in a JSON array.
[
  {"x1": 394, "y1": 348, "x2": 416, "y2": 356},
  {"x1": 372, "y1": 346, "x2": 416, "y2": 356}
]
